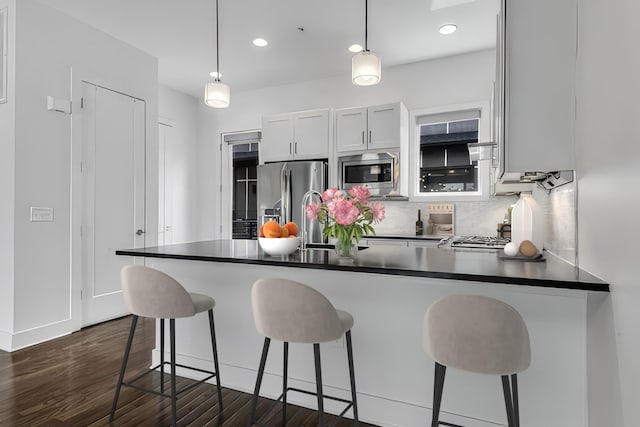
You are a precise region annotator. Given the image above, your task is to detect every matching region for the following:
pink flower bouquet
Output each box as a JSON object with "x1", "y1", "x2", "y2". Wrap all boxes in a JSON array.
[{"x1": 306, "y1": 185, "x2": 385, "y2": 256}]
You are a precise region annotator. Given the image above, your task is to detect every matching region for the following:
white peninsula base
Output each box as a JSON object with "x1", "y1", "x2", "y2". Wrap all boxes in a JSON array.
[{"x1": 143, "y1": 257, "x2": 589, "y2": 427}]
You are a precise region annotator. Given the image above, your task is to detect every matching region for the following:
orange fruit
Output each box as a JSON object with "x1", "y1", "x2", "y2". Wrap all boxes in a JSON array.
[
  {"x1": 262, "y1": 220, "x2": 281, "y2": 238},
  {"x1": 258, "y1": 225, "x2": 265, "y2": 237},
  {"x1": 284, "y1": 222, "x2": 298, "y2": 237},
  {"x1": 280, "y1": 227, "x2": 290, "y2": 237}
]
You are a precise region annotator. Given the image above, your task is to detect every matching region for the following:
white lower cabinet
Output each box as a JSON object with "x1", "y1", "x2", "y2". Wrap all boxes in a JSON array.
[{"x1": 362, "y1": 238, "x2": 408, "y2": 247}]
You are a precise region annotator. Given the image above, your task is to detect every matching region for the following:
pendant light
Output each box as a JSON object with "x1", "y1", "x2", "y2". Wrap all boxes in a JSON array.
[
  {"x1": 352, "y1": 0, "x2": 381, "y2": 86},
  {"x1": 204, "y1": 0, "x2": 230, "y2": 108}
]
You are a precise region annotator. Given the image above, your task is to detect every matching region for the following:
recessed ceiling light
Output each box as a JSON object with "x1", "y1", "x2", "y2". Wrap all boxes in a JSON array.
[
  {"x1": 253, "y1": 38, "x2": 268, "y2": 47},
  {"x1": 209, "y1": 71, "x2": 222, "y2": 79},
  {"x1": 348, "y1": 44, "x2": 363, "y2": 53},
  {"x1": 439, "y1": 24, "x2": 457, "y2": 35}
]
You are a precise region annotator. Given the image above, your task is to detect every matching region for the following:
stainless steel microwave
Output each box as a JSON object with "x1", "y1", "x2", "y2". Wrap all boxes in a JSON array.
[{"x1": 338, "y1": 152, "x2": 400, "y2": 197}]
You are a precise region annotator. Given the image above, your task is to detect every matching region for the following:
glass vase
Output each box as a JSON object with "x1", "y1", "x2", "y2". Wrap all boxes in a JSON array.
[{"x1": 334, "y1": 237, "x2": 358, "y2": 258}]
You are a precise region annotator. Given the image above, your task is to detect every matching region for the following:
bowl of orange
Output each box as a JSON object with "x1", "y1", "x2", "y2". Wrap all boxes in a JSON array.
[{"x1": 258, "y1": 221, "x2": 300, "y2": 256}]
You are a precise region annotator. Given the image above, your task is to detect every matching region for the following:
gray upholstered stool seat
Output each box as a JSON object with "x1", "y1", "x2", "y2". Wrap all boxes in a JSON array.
[
  {"x1": 191, "y1": 292, "x2": 216, "y2": 313},
  {"x1": 423, "y1": 294, "x2": 530, "y2": 427},
  {"x1": 248, "y1": 278, "x2": 359, "y2": 426},
  {"x1": 110, "y1": 265, "x2": 223, "y2": 427}
]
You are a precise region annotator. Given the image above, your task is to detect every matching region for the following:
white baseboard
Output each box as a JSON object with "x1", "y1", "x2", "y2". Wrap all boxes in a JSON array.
[
  {"x1": 0, "y1": 329, "x2": 11, "y2": 351},
  {"x1": 4, "y1": 319, "x2": 74, "y2": 351},
  {"x1": 152, "y1": 350, "x2": 505, "y2": 427}
]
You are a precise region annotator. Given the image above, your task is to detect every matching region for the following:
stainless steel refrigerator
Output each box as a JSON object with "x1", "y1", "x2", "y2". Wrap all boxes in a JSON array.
[{"x1": 257, "y1": 161, "x2": 327, "y2": 243}]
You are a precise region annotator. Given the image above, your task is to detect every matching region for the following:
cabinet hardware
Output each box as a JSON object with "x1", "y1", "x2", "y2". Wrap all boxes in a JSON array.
[
  {"x1": 294, "y1": 142, "x2": 298, "y2": 154},
  {"x1": 362, "y1": 131, "x2": 365, "y2": 145},
  {"x1": 369, "y1": 130, "x2": 372, "y2": 145}
]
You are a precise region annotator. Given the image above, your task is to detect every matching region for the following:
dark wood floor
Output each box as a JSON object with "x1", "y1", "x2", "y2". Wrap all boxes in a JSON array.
[{"x1": 0, "y1": 316, "x2": 376, "y2": 426}]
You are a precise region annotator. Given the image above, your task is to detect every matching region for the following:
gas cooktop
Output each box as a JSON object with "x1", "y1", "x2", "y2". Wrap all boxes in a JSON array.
[{"x1": 449, "y1": 236, "x2": 511, "y2": 249}]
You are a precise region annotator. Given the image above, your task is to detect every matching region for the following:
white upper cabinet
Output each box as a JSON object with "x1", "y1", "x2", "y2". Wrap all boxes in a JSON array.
[
  {"x1": 336, "y1": 102, "x2": 407, "y2": 153},
  {"x1": 368, "y1": 103, "x2": 403, "y2": 150},
  {"x1": 501, "y1": 0, "x2": 576, "y2": 175},
  {"x1": 261, "y1": 109, "x2": 329, "y2": 163},
  {"x1": 335, "y1": 107, "x2": 368, "y2": 152}
]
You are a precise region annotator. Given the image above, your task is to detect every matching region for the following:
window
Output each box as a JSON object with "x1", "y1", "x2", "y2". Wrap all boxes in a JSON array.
[
  {"x1": 419, "y1": 116, "x2": 479, "y2": 193},
  {"x1": 409, "y1": 104, "x2": 490, "y2": 199}
]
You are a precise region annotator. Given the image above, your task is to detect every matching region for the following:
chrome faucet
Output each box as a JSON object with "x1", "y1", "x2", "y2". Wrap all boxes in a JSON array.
[{"x1": 300, "y1": 190, "x2": 323, "y2": 251}]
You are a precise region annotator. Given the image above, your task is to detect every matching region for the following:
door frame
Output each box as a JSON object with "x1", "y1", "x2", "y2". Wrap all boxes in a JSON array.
[
  {"x1": 70, "y1": 67, "x2": 154, "y2": 329},
  {"x1": 219, "y1": 129, "x2": 261, "y2": 240}
]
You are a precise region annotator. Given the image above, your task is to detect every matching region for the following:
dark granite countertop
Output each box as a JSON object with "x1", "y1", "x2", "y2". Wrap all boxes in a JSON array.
[{"x1": 116, "y1": 240, "x2": 608, "y2": 292}]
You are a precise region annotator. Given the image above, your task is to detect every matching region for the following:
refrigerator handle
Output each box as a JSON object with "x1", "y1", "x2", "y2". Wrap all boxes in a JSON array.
[
  {"x1": 281, "y1": 165, "x2": 291, "y2": 224},
  {"x1": 286, "y1": 170, "x2": 293, "y2": 223}
]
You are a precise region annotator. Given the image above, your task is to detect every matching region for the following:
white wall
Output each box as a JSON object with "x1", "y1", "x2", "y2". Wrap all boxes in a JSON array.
[
  {"x1": 3, "y1": 0, "x2": 158, "y2": 348},
  {"x1": 575, "y1": 0, "x2": 640, "y2": 425},
  {"x1": 197, "y1": 49, "x2": 496, "y2": 238},
  {"x1": 158, "y1": 86, "x2": 202, "y2": 243},
  {"x1": 0, "y1": 0, "x2": 16, "y2": 343}
]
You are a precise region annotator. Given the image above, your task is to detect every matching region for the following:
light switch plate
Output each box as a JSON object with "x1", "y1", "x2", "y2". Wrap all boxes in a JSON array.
[{"x1": 30, "y1": 207, "x2": 54, "y2": 222}]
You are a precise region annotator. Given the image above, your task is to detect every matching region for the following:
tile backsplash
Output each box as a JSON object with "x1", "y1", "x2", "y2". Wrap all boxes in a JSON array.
[
  {"x1": 372, "y1": 181, "x2": 577, "y2": 267},
  {"x1": 540, "y1": 180, "x2": 577, "y2": 265},
  {"x1": 373, "y1": 196, "x2": 518, "y2": 237}
]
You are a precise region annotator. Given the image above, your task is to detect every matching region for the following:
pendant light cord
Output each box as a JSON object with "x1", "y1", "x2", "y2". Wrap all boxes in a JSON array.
[
  {"x1": 215, "y1": 0, "x2": 220, "y2": 81},
  {"x1": 364, "y1": 0, "x2": 369, "y2": 52}
]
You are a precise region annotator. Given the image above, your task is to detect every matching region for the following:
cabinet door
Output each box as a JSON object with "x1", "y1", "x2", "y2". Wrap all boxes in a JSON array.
[
  {"x1": 293, "y1": 109, "x2": 329, "y2": 159},
  {"x1": 407, "y1": 239, "x2": 440, "y2": 248},
  {"x1": 363, "y1": 238, "x2": 408, "y2": 247},
  {"x1": 336, "y1": 107, "x2": 367, "y2": 153},
  {"x1": 261, "y1": 114, "x2": 294, "y2": 163},
  {"x1": 505, "y1": 0, "x2": 576, "y2": 173},
  {"x1": 368, "y1": 103, "x2": 401, "y2": 150}
]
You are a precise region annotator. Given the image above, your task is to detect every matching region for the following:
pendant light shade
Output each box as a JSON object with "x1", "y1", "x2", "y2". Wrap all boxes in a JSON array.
[
  {"x1": 204, "y1": 81, "x2": 230, "y2": 108},
  {"x1": 352, "y1": 51, "x2": 381, "y2": 86},
  {"x1": 204, "y1": 0, "x2": 230, "y2": 108},
  {"x1": 352, "y1": 0, "x2": 381, "y2": 86}
]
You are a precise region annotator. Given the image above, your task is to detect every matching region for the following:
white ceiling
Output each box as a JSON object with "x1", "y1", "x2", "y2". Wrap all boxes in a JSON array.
[{"x1": 38, "y1": 0, "x2": 499, "y2": 98}]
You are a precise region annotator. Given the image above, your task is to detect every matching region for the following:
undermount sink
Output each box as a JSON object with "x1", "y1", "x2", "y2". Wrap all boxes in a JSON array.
[{"x1": 304, "y1": 243, "x2": 369, "y2": 251}]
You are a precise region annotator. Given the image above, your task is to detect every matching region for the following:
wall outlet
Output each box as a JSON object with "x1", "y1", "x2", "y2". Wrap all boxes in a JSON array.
[
  {"x1": 333, "y1": 336, "x2": 345, "y2": 348},
  {"x1": 30, "y1": 207, "x2": 54, "y2": 222}
]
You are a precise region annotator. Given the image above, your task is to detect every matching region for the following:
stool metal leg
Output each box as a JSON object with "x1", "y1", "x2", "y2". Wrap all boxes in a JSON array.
[
  {"x1": 501, "y1": 375, "x2": 515, "y2": 427},
  {"x1": 283, "y1": 342, "x2": 289, "y2": 426},
  {"x1": 110, "y1": 315, "x2": 138, "y2": 422},
  {"x1": 345, "y1": 330, "x2": 359, "y2": 425},
  {"x1": 431, "y1": 362, "x2": 446, "y2": 427},
  {"x1": 313, "y1": 343, "x2": 325, "y2": 427},
  {"x1": 170, "y1": 318, "x2": 177, "y2": 427},
  {"x1": 512, "y1": 374, "x2": 520, "y2": 427},
  {"x1": 160, "y1": 318, "x2": 165, "y2": 393},
  {"x1": 208, "y1": 309, "x2": 224, "y2": 423},
  {"x1": 248, "y1": 337, "x2": 271, "y2": 427}
]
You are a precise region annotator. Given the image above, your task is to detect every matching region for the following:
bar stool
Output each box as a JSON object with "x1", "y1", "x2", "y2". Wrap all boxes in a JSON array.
[
  {"x1": 110, "y1": 265, "x2": 224, "y2": 426},
  {"x1": 247, "y1": 278, "x2": 359, "y2": 426},
  {"x1": 422, "y1": 294, "x2": 530, "y2": 427}
]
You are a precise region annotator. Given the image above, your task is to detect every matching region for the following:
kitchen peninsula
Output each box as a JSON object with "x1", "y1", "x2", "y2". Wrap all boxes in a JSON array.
[{"x1": 117, "y1": 240, "x2": 607, "y2": 427}]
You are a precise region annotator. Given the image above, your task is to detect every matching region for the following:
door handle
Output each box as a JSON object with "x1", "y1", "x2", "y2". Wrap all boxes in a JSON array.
[{"x1": 136, "y1": 229, "x2": 145, "y2": 236}]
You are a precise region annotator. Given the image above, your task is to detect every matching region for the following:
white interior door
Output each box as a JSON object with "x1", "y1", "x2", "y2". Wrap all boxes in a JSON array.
[{"x1": 81, "y1": 82, "x2": 146, "y2": 326}]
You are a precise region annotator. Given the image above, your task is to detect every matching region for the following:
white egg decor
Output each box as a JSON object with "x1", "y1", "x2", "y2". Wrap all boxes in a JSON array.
[{"x1": 503, "y1": 241, "x2": 520, "y2": 257}]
